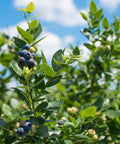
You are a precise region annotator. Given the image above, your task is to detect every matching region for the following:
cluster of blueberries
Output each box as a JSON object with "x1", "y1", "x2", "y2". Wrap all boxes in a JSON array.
[
  {"x1": 17, "y1": 120, "x2": 32, "y2": 137},
  {"x1": 18, "y1": 44, "x2": 36, "y2": 69}
]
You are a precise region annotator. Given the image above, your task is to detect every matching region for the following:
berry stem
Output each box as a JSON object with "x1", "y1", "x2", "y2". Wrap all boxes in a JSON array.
[
  {"x1": 27, "y1": 79, "x2": 35, "y2": 115},
  {"x1": 0, "y1": 125, "x2": 12, "y2": 133}
]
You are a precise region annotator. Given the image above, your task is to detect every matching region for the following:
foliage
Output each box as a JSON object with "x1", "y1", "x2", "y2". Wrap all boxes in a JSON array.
[{"x1": 0, "y1": 0, "x2": 120, "y2": 144}]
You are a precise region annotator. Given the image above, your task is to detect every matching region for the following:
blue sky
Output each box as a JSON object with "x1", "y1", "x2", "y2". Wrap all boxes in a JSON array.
[{"x1": 1, "y1": 0, "x2": 120, "y2": 60}]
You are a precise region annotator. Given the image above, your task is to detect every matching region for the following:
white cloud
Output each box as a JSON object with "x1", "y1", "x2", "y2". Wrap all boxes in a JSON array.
[
  {"x1": 38, "y1": 32, "x2": 64, "y2": 61},
  {"x1": 13, "y1": 0, "x2": 87, "y2": 26},
  {"x1": 0, "y1": 21, "x2": 75, "y2": 61},
  {"x1": 100, "y1": 0, "x2": 120, "y2": 11},
  {"x1": 63, "y1": 35, "x2": 75, "y2": 44},
  {"x1": 0, "y1": 21, "x2": 27, "y2": 38}
]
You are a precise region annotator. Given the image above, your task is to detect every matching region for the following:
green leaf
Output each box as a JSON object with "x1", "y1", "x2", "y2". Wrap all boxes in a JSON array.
[
  {"x1": 41, "y1": 50, "x2": 47, "y2": 64},
  {"x1": 31, "y1": 76, "x2": 44, "y2": 89},
  {"x1": 30, "y1": 116, "x2": 45, "y2": 126},
  {"x1": 103, "y1": 110, "x2": 120, "y2": 118},
  {"x1": 90, "y1": 0, "x2": 97, "y2": 14},
  {"x1": 5, "y1": 136, "x2": 17, "y2": 144},
  {"x1": 17, "y1": 26, "x2": 33, "y2": 43},
  {"x1": 76, "y1": 118, "x2": 82, "y2": 127},
  {"x1": 32, "y1": 137, "x2": 42, "y2": 144},
  {"x1": 80, "y1": 12, "x2": 88, "y2": 21},
  {"x1": 52, "y1": 49, "x2": 63, "y2": 72},
  {"x1": 2, "y1": 104, "x2": 12, "y2": 116},
  {"x1": 84, "y1": 43, "x2": 95, "y2": 51},
  {"x1": 23, "y1": 111, "x2": 34, "y2": 115},
  {"x1": 35, "y1": 102, "x2": 48, "y2": 112},
  {"x1": 40, "y1": 63, "x2": 54, "y2": 77},
  {"x1": 33, "y1": 23, "x2": 42, "y2": 40},
  {"x1": 46, "y1": 75, "x2": 62, "y2": 87},
  {"x1": 31, "y1": 36, "x2": 46, "y2": 46},
  {"x1": 94, "y1": 95, "x2": 105, "y2": 111},
  {"x1": 102, "y1": 17, "x2": 109, "y2": 29},
  {"x1": 35, "y1": 126, "x2": 49, "y2": 137},
  {"x1": 12, "y1": 60, "x2": 22, "y2": 76},
  {"x1": 95, "y1": 9, "x2": 103, "y2": 19},
  {"x1": 48, "y1": 99, "x2": 64, "y2": 109},
  {"x1": 13, "y1": 88, "x2": 30, "y2": 106},
  {"x1": 53, "y1": 59, "x2": 66, "y2": 67},
  {"x1": 10, "y1": 98, "x2": 19, "y2": 109},
  {"x1": 0, "y1": 118, "x2": 7, "y2": 127},
  {"x1": 13, "y1": 37, "x2": 26, "y2": 48},
  {"x1": 29, "y1": 19, "x2": 38, "y2": 30},
  {"x1": 114, "y1": 20, "x2": 119, "y2": 31},
  {"x1": 74, "y1": 134, "x2": 92, "y2": 139},
  {"x1": 73, "y1": 46, "x2": 80, "y2": 55},
  {"x1": 64, "y1": 140, "x2": 72, "y2": 144},
  {"x1": 69, "y1": 115, "x2": 76, "y2": 127},
  {"x1": 18, "y1": 8, "x2": 27, "y2": 12},
  {"x1": 35, "y1": 53, "x2": 41, "y2": 65},
  {"x1": 80, "y1": 106, "x2": 96, "y2": 120},
  {"x1": 26, "y1": 2, "x2": 35, "y2": 13}
]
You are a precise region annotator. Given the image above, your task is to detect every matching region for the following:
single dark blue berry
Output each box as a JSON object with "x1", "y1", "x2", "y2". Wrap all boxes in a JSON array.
[
  {"x1": 17, "y1": 127, "x2": 25, "y2": 136},
  {"x1": 18, "y1": 50, "x2": 27, "y2": 57},
  {"x1": 5, "y1": 34, "x2": 9, "y2": 39},
  {"x1": 22, "y1": 44, "x2": 30, "y2": 50},
  {"x1": 31, "y1": 53, "x2": 36, "y2": 59},
  {"x1": 23, "y1": 120, "x2": 32, "y2": 131},
  {"x1": 19, "y1": 57, "x2": 26, "y2": 67},
  {"x1": 24, "y1": 51, "x2": 32, "y2": 60},
  {"x1": 58, "y1": 120, "x2": 64, "y2": 125},
  {"x1": 9, "y1": 45, "x2": 14, "y2": 49},
  {"x1": 27, "y1": 59, "x2": 36, "y2": 68}
]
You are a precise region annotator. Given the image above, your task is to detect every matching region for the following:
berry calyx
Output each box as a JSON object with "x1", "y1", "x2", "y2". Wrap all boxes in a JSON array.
[
  {"x1": 31, "y1": 53, "x2": 36, "y2": 59},
  {"x1": 17, "y1": 127, "x2": 25, "y2": 137}
]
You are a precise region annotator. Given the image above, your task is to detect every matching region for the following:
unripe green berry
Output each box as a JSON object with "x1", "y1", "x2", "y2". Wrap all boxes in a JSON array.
[
  {"x1": 93, "y1": 134, "x2": 98, "y2": 140},
  {"x1": 88, "y1": 129, "x2": 96, "y2": 137},
  {"x1": 15, "y1": 122, "x2": 20, "y2": 128},
  {"x1": 29, "y1": 47, "x2": 35, "y2": 53},
  {"x1": 62, "y1": 117, "x2": 67, "y2": 121}
]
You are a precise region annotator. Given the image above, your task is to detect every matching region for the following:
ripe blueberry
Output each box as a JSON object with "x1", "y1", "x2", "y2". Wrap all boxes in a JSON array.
[
  {"x1": 18, "y1": 50, "x2": 27, "y2": 57},
  {"x1": 22, "y1": 44, "x2": 30, "y2": 50},
  {"x1": 19, "y1": 57, "x2": 26, "y2": 67},
  {"x1": 24, "y1": 51, "x2": 32, "y2": 60},
  {"x1": 23, "y1": 120, "x2": 32, "y2": 131},
  {"x1": 58, "y1": 120, "x2": 64, "y2": 125},
  {"x1": 27, "y1": 59, "x2": 36, "y2": 68},
  {"x1": 17, "y1": 127, "x2": 25, "y2": 136}
]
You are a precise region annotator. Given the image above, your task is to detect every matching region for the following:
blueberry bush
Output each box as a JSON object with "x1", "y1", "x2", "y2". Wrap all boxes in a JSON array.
[{"x1": 1, "y1": 0, "x2": 120, "y2": 144}]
